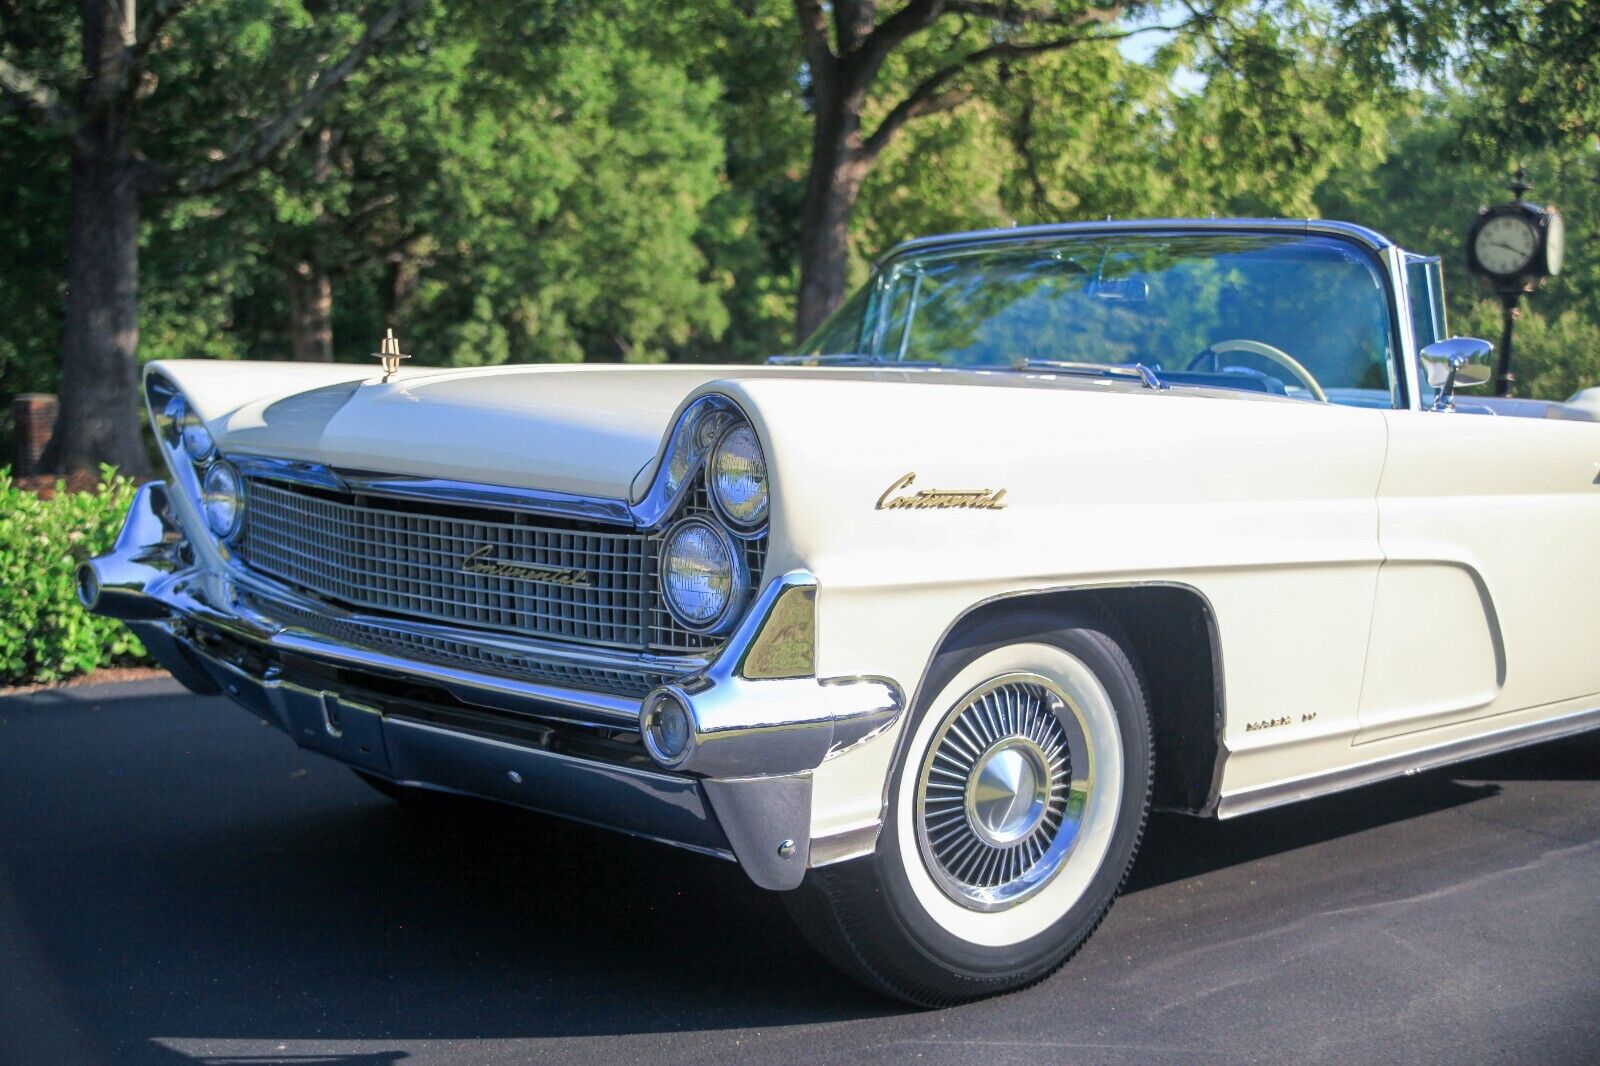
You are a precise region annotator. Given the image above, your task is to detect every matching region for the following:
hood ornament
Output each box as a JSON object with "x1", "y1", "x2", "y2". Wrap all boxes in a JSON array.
[{"x1": 373, "y1": 328, "x2": 410, "y2": 381}]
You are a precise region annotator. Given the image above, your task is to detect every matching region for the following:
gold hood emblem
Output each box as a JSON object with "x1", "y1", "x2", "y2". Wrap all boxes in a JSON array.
[
  {"x1": 462, "y1": 545, "x2": 593, "y2": 587},
  {"x1": 876, "y1": 472, "x2": 1008, "y2": 511},
  {"x1": 372, "y1": 328, "x2": 411, "y2": 381}
]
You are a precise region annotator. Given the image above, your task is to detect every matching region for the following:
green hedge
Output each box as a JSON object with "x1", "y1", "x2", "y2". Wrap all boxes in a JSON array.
[{"x1": 0, "y1": 467, "x2": 150, "y2": 684}]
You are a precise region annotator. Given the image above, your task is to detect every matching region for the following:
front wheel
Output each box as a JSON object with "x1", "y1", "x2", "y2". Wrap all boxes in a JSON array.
[{"x1": 784, "y1": 607, "x2": 1152, "y2": 1006}]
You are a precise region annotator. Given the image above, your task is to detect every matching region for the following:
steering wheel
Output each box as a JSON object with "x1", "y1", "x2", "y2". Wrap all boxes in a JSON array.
[{"x1": 1186, "y1": 339, "x2": 1328, "y2": 403}]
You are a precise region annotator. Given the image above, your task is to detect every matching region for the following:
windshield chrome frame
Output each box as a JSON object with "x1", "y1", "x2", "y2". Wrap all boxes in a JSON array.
[{"x1": 1390, "y1": 246, "x2": 1436, "y2": 412}]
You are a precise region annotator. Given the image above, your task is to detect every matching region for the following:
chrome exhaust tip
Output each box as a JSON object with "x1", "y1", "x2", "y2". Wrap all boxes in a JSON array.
[
  {"x1": 75, "y1": 561, "x2": 103, "y2": 612},
  {"x1": 76, "y1": 555, "x2": 171, "y2": 621}
]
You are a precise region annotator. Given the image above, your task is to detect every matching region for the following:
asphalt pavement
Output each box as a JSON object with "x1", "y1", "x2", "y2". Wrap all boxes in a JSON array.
[{"x1": 1, "y1": 678, "x2": 1596, "y2": 1065}]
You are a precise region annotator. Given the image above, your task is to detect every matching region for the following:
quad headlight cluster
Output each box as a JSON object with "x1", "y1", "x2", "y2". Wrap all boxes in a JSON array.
[
  {"x1": 657, "y1": 402, "x2": 769, "y2": 635},
  {"x1": 159, "y1": 391, "x2": 243, "y2": 541}
]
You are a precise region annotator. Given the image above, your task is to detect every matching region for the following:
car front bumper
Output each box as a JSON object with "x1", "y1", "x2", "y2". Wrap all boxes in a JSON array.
[{"x1": 79, "y1": 482, "x2": 903, "y2": 890}]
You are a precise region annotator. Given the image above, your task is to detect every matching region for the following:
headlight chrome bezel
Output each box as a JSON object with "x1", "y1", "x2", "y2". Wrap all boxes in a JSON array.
[
  {"x1": 658, "y1": 515, "x2": 748, "y2": 635},
  {"x1": 640, "y1": 689, "x2": 695, "y2": 768},
  {"x1": 159, "y1": 393, "x2": 188, "y2": 448},
  {"x1": 201, "y1": 459, "x2": 245, "y2": 541},
  {"x1": 180, "y1": 411, "x2": 218, "y2": 464},
  {"x1": 708, "y1": 421, "x2": 769, "y2": 532},
  {"x1": 148, "y1": 374, "x2": 244, "y2": 548}
]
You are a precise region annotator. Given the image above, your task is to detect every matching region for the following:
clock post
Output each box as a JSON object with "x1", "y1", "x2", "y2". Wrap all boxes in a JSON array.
[{"x1": 1464, "y1": 168, "x2": 1566, "y2": 397}]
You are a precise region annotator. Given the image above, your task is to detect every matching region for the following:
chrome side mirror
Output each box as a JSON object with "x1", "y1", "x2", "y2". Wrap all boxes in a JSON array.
[{"x1": 1421, "y1": 337, "x2": 1493, "y2": 411}]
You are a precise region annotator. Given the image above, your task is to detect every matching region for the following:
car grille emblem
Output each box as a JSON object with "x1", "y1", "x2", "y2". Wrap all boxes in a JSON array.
[{"x1": 461, "y1": 544, "x2": 594, "y2": 587}]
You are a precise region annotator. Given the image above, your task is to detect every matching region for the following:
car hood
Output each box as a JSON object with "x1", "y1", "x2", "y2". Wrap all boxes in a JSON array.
[
  {"x1": 168, "y1": 363, "x2": 767, "y2": 500},
  {"x1": 152, "y1": 358, "x2": 1285, "y2": 502}
]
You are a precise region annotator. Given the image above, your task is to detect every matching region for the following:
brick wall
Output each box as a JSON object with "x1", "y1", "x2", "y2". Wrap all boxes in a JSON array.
[{"x1": 12, "y1": 393, "x2": 59, "y2": 476}]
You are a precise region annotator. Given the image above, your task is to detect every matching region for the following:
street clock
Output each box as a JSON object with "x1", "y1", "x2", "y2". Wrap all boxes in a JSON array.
[
  {"x1": 1463, "y1": 169, "x2": 1565, "y2": 396},
  {"x1": 1466, "y1": 170, "x2": 1565, "y2": 293}
]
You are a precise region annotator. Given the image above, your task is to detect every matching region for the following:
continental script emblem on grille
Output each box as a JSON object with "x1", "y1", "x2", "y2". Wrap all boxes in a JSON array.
[
  {"x1": 461, "y1": 545, "x2": 594, "y2": 587},
  {"x1": 876, "y1": 472, "x2": 1007, "y2": 511}
]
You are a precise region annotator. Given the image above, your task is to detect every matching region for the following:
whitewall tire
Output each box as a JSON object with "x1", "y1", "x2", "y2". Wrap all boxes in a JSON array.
[{"x1": 784, "y1": 604, "x2": 1152, "y2": 1006}]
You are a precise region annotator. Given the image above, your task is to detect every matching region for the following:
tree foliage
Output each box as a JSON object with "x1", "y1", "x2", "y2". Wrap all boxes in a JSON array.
[{"x1": 3, "y1": 0, "x2": 1599, "y2": 469}]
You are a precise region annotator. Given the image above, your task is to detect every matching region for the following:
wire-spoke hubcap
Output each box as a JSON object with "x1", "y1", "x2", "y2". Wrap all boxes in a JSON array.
[{"x1": 915, "y1": 674, "x2": 1096, "y2": 912}]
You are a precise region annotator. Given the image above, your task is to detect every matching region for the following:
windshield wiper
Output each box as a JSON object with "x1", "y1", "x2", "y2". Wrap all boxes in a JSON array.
[
  {"x1": 766, "y1": 353, "x2": 938, "y2": 368},
  {"x1": 1010, "y1": 360, "x2": 1167, "y2": 390},
  {"x1": 766, "y1": 353, "x2": 1165, "y2": 389}
]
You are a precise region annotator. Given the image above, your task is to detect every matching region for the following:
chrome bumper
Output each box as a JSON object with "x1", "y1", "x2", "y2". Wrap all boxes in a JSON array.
[{"x1": 79, "y1": 482, "x2": 903, "y2": 890}]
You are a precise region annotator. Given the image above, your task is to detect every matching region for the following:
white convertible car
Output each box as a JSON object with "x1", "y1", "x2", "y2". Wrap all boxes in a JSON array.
[{"x1": 81, "y1": 219, "x2": 1600, "y2": 1005}]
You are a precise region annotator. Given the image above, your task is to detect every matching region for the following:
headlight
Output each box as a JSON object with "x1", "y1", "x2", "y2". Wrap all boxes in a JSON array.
[
  {"x1": 180, "y1": 407, "x2": 216, "y2": 464},
  {"x1": 709, "y1": 423, "x2": 768, "y2": 528},
  {"x1": 201, "y1": 460, "x2": 244, "y2": 540},
  {"x1": 659, "y1": 517, "x2": 744, "y2": 631}
]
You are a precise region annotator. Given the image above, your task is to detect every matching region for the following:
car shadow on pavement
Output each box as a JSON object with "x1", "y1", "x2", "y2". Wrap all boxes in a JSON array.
[
  {"x1": 1, "y1": 685, "x2": 1592, "y2": 1063},
  {"x1": 1128, "y1": 730, "x2": 1599, "y2": 894}
]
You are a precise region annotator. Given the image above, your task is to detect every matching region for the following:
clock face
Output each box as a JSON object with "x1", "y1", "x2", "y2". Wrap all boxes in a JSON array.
[{"x1": 1474, "y1": 214, "x2": 1539, "y2": 276}]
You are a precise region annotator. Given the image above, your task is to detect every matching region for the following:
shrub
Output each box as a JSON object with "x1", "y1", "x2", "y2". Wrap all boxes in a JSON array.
[{"x1": 0, "y1": 466, "x2": 150, "y2": 685}]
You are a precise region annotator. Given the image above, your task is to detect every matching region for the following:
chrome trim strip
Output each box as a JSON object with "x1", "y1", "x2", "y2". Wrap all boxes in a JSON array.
[
  {"x1": 1215, "y1": 705, "x2": 1600, "y2": 819},
  {"x1": 340, "y1": 473, "x2": 637, "y2": 525},
  {"x1": 808, "y1": 820, "x2": 883, "y2": 868},
  {"x1": 1389, "y1": 243, "x2": 1427, "y2": 412},
  {"x1": 227, "y1": 564, "x2": 710, "y2": 677},
  {"x1": 273, "y1": 633, "x2": 644, "y2": 724},
  {"x1": 229, "y1": 454, "x2": 348, "y2": 492},
  {"x1": 143, "y1": 373, "x2": 228, "y2": 570},
  {"x1": 226, "y1": 395, "x2": 755, "y2": 533},
  {"x1": 881, "y1": 580, "x2": 1229, "y2": 831},
  {"x1": 158, "y1": 578, "x2": 650, "y2": 726},
  {"x1": 878, "y1": 218, "x2": 1394, "y2": 268},
  {"x1": 641, "y1": 570, "x2": 907, "y2": 778},
  {"x1": 630, "y1": 394, "x2": 746, "y2": 529}
]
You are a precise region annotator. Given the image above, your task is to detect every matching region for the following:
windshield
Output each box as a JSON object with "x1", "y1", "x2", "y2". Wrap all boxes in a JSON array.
[{"x1": 798, "y1": 232, "x2": 1399, "y2": 407}]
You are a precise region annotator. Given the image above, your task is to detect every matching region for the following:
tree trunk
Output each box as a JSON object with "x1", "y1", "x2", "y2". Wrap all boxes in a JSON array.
[
  {"x1": 55, "y1": 145, "x2": 148, "y2": 475},
  {"x1": 53, "y1": 0, "x2": 147, "y2": 475},
  {"x1": 794, "y1": 96, "x2": 870, "y2": 343},
  {"x1": 286, "y1": 258, "x2": 334, "y2": 361}
]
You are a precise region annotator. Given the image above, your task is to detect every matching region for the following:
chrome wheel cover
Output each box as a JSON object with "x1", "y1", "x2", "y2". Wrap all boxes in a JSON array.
[{"x1": 915, "y1": 673, "x2": 1097, "y2": 912}]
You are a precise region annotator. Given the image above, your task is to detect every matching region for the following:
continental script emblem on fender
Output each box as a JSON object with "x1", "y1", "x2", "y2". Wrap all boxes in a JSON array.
[
  {"x1": 461, "y1": 545, "x2": 593, "y2": 587},
  {"x1": 876, "y1": 472, "x2": 1008, "y2": 511}
]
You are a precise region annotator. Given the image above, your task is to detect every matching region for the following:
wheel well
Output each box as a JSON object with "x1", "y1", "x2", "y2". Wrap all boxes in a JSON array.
[{"x1": 941, "y1": 585, "x2": 1224, "y2": 815}]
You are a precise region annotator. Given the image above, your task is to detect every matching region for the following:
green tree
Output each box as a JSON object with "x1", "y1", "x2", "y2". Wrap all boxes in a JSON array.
[
  {"x1": 833, "y1": 4, "x2": 1404, "y2": 300},
  {"x1": 1316, "y1": 97, "x2": 1600, "y2": 399},
  {"x1": 785, "y1": 1, "x2": 1242, "y2": 340},
  {"x1": 138, "y1": 4, "x2": 732, "y2": 369},
  {"x1": 0, "y1": 0, "x2": 425, "y2": 473}
]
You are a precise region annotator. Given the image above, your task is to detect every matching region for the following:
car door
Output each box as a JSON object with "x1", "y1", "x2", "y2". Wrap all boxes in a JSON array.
[{"x1": 1357, "y1": 287, "x2": 1600, "y2": 744}]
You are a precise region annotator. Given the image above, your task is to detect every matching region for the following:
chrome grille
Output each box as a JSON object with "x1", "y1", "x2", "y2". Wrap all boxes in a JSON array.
[
  {"x1": 235, "y1": 476, "x2": 764, "y2": 666},
  {"x1": 240, "y1": 478, "x2": 653, "y2": 649},
  {"x1": 247, "y1": 592, "x2": 672, "y2": 697}
]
